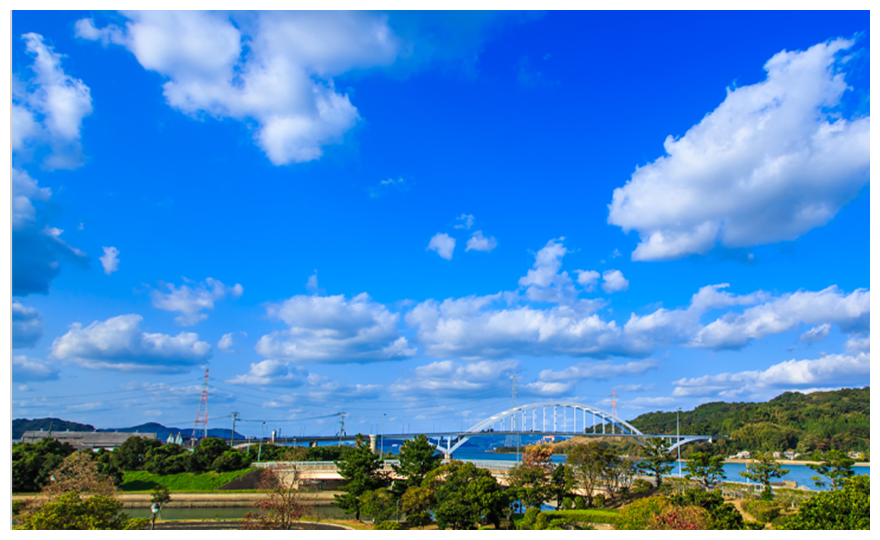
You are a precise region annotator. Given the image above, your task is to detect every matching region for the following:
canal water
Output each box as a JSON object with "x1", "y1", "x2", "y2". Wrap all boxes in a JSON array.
[{"x1": 127, "y1": 504, "x2": 350, "y2": 521}]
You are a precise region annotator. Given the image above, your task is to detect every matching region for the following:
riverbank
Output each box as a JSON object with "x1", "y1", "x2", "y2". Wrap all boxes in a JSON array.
[{"x1": 724, "y1": 458, "x2": 870, "y2": 467}]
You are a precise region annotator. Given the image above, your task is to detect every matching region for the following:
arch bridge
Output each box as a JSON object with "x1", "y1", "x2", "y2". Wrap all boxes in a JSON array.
[{"x1": 429, "y1": 401, "x2": 715, "y2": 456}]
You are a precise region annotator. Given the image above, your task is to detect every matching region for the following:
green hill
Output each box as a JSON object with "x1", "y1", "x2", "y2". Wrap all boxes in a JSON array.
[
  {"x1": 627, "y1": 387, "x2": 869, "y2": 455},
  {"x1": 13, "y1": 418, "x2": 96, "y2": 440}
]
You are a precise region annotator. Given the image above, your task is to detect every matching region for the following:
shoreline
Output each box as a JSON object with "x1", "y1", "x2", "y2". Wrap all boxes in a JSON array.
[{"x1": 723, "y1": 458, "x2": 870, "y2": 467}]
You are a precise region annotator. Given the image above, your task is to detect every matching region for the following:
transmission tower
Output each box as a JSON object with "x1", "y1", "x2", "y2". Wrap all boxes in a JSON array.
[{"x1": 192, "y1": 368, "x2": 209, "y2": 446}]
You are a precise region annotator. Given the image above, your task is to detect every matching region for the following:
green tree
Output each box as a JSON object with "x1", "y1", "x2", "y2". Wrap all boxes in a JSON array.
[
  {"x1": 361, "y1": 487, "x2": 397, "y2": 523},
  {"x1": 739, "y1": 452, "x2": 788, "y2": 501},
  {"x1": 615, "y1": 496, "x2": 670, "y2": 530},
  {"x1": 188, "y1": 437, "x2": 229, "y2": 473},
  {"x1": 401, "y1": 486, "x2": 435, "y2": 529},
  {"x1": 806, "y1": 449, "x2": 855, "y2": 490},
  {"x1": 683, "y1": 451, "x2": 726, "y2": 491},
  {"x1": 507, "y1": 461, "x2": 552, "y2": 509},
  {"x1": 424, "y1": 460, "x2": 509, "y2": 530},
  {"x1": 669, "y1": 488, "x2": 743, "y2": 530},
  {"x1": 13, "y1": 438, "x2": 77, "y2": 493},
  {"x1": 334, "y1": 434, "x2": 390, "y2": 521},
  {"x1": 781, "y1": 475, "x2": 869, "y2": 530},
  {"x1": 391, "y1": 434, "x2": 441, "y2": 497},
  {"x1": 567, "y1": 443, "x2": 615, "y2": 507},
  {"x1": 549, "y1": 464, "x2": 575, "y2": 509},
  {"x1": 92, "y1": 449, "x2": 124, "y2": 486},
  {"x1": 42, "y1": 451, "x2": 117, "y2": 498},
  {"x1": 110, "y1": 436, "x2": 162, "y2": 471},
  {"x1": 604, "y1": 456, "x2": 638, "y2": 500},
  {"x1": 14, "y1": 491, "x2": 148, "y2": 530},
  {"x1": 637, "y1": 438, "x2": 675, "y2": 489},
  {"x1": 144, "y1": 443, "x2": 190, "y2": 475},
  {"x1": 211, "y1": 449, "x2": 253, "y2": 472}
]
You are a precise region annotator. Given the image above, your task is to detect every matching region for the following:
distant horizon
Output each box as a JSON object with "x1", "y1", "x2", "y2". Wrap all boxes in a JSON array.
[{"x1": 8, "y1": 10, "x2": 870, "y2": 437}]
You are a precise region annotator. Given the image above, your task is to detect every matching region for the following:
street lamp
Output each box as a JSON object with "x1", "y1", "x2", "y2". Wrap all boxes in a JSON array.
[
  {"x1": 258, "y1": 421, "x2": 266, "y2": 463},
  {"x1": 381, "y1": 413, "x2": 386, "y2": 459},
  {"x1": 676, "y1": 407, "x2": 682, "y2": 478}
]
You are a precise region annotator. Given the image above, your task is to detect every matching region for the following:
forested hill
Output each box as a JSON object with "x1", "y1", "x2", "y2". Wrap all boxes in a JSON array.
[
  {"x1": 13, "y1": 418, "x2": 96, "y2": 439},
  {"x1": 628, "y1": 387, "x2": 869, "y2": 454}
]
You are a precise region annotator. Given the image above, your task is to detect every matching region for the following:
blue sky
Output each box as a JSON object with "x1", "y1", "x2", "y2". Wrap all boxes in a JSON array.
[{"x1": 8, "y1": 10, "x2": 870, "y2": 437}]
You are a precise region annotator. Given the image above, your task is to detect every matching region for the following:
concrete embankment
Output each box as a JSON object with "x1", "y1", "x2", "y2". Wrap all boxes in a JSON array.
[{"x1": 12, "y1": 491, "x2": 342, "y2": 509}]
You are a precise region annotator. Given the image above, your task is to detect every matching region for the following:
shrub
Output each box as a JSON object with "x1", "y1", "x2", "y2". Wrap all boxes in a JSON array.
[
  {"x1": 14, "y1": 491, "x2": 148, "y2": 530},
  {"x1": 615, "y1": 496, "x2": 670, "y2": 530},
  {"x1": 520, "y1": 507, "x2": 540, "y2": 530},
  {"x1": 781, "y1": 475, "x2": 869, "y2": 530},
  {"x1": 593, "y1": 493, "x2": 606, "y2": 507},
  {"x1": 743, "y1": 500, "x2": 782, "y2": 523},
  {"x1": 374, "y1": 520, "x2": 401, "y2": 530},
  {"x1": 648, "y1": 505, "x2": 712, "y2": 530},
  {"x1": 542, "y1": 509, "x2": 619, "y2": 525},
  {"x1": 562, "y1": 497, "x2": 574, "y2": 510},
  {"x1": 211, "y1": 450, "x2": 252, "y2": 473},
  {"x1": 632, "y1": 478, "x2": 653, "y2": 495},
  {"x1": 574, "y1": 495, "x2": 587, "y2": 509}
]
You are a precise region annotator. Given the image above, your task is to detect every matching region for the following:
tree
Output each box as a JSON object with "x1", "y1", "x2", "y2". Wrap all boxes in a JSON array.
[
  {"x1": 807, "y1": 449, "x2": 855, "y2": 490},
  {"x1": 93, "y1": 448, "x2": 124, "y2": 486},
  {"x1": 334, "y1": 434, "x2": 390, "y2": 521},
  {"x1": 604, "y1": 456, "x2": 638, "y2": 500},
  {"x1": 211, "y1": 449, "x2": 253, "y2": 472},
  {"x1": 401, "y1": 486, "x2": 435, "y2": 529},
  {"x1": 391, "y1": 434, "x2": 441, "y2": 497},
  {"x1": 683, "y1": 451, "x2": 726, "y2": 491},
  {"x1": 739, "y1": 452, "x2": 788, "y2": 501},
  {"x1": 42, "y1": 451, "x2": 118, "y2": 498},
  {"x1": 239, "y1": 466, "x2": 309, "y2": 530},
  {"x1": 14, "y1": 491, "x2": 148, "y2": 530},
  {"x1": 669, "y1": 488, "x2": 743, "y2": 530},
  {"x1": 145, "y1": 443, "x2": 190, "y2": 475},
  {"x1": 781, "y1": 475, "x2": 869, "y2": 530},
  {"x1": 637, "y1": 438, "x2": 675, "y2": 489},
  {"x1": 111, "y1": 436, "x2": 162, "y2": 471},
  {"x1": 549, "y1": 464, "x2": 575, "y2": 509},
  {"x1": 507, "y1": 461, "x2": 552, "y2": 509},
  {"x1": 361, "y1": 487, "x2": 397, "y2": 523},
  {"x1": 13, "y1": 438, "x2": 77, "y2": 493},
  {"x1": 424, "y1": 461, "x2": 509, "y2": 530},
  {"x1": 648, "y1": 505, "x2": 712, "y2": 530},
  {"x1": 615, "y1": 496, "x2": 670, "y2": 530},
  {"x1": 567, "y1": 443, "x2": 615, "y2": 507},
  {"x1": 188, "y1": 437, "x2": 229, "y2": 472}
]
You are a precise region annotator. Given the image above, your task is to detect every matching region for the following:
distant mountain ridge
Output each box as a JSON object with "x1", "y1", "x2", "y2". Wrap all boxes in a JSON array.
[{"x1": 13, "y1": 418, "x2": 242, "y2": 441}]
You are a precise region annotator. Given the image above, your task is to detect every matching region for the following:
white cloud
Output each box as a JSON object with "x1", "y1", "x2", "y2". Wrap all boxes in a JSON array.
[
  {"x1": 13, "y1": 355, "x2": 59, "y2": 382},
  {"x1": 575, "y1": 270, "x2": 600, "y2": 291},
  {"x1": 256, "y1": 293, "x2": 416, "y2": 363},
  {"x1": 77, "y1": 11, "x2": 400, "y2": 165},
  {"x1": 518, "y1": 238, "x2": 580, "y2": 304},
  {"x1": 427, "y1": 233, "x2": 456, "y2": 260},
  {"x1": 226, "y1": 359, "x2": 304, "y2": 386},
  {"x1": 99, "y1": 246, "x2": 120, "y2": 275},
  {"x1": 466, "y1": 230, "x2": 497, "y2": 252},
  {"x1": 672, "y1": 351, "x2": 870, "y2": 400},
  {"x1": 608, "y1": 38, "x2": 869, "y2": 261},
  {"x1": 689, "y1": 286, "x2": 869, "y2": 350},
  {"x1": 51, "y1": 314, "x2": 212, "y2": 372},
  {"x1": 601, "y1": 270, "x2": 629, "y2": 294},
  {"x1": 306, "y1": 270, "x2": 320, "y2": 294},
  {"x1": 12, "y1": 301, "x2": 44, "y2": 348},
  {"x1": 799, "y1": 323, "x2": 831, "y2": 344},
  {"x1": 368, "y1": 177, "x2": 407, "y2": 198},
  {"x1": 12, "y1": 168, "x2": 88, "y2": 296},
  {"x1": 217, "y1": 333, "x2": 235, "y2": 352},
  {"x1": 454, "y1": 214, "x2": 475, "y2": 229},
  {"x1": 538, "y1": 359, "x2": 659, "y2": 383},
  {"x1": 151, "y1": 277, "x2": 243, "y2": 326},
  {"x1": 390, "y1": 359, "x2": 518, "y2": 398},
  {"x1": 13, "y1": 33, "x2": 93, "y2": 169},
  {"x1": 845, "y1": 335, "x2": 869, "y2": 354}
]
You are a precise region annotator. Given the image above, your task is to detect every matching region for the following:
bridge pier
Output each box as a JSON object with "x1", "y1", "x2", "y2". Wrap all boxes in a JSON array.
[{"x1": 369, "y1": 434, "x2": 378, "y2": 454}]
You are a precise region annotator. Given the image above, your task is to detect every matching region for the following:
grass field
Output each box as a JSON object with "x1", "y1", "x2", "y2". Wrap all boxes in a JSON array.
[{"x1": 119, "y1": 469, "x2": 258, "y2": 492}]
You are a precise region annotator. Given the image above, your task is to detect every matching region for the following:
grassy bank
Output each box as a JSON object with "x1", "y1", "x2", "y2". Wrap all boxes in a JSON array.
[{"x1": 120, "y1": 469, "x2": 257, "y2": 492}]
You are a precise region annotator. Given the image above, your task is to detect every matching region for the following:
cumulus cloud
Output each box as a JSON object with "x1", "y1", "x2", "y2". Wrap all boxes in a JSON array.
[
  {"x1": 12, "y1": 168, "x2": 89, "y2": 296},
  {"x1": 608, "y1": 38, "x2": 869, "y2": 261},
  {"x1": 518, "y1": 238, "x2": 580, "y2": 303},
  {"x1": 844, "y1": 335, "x2": 869, "y2": 354},
  {"x1": 12, "y1": 301, "x2": 44, "y2": 348},
  {"x1": 13, "y1": 33, "x2": 93, "y2": 169},
  {"x1": 454, "y1": 214, "x2": 475, "y2": 229},
  {"x1": 51, "y1": 314, "x2": 212, "y2": 372},
  {"x1": 225, "y1": 359, "x2": 304, "y2": 386},
  {"x1": 575, "y1": 270, "x2": 600, "y2": 291},
  {"x1": 13, "y1": 355, "x2": 59, "y2": 382},
  {"x1": 151, "y1": 277, "x2": 243, "y2": 326},
  {"x1": 466, "y1": 230, "x2": 497, "y2": 252},
  {"x1": 601, "y1": 270, "x2": 629, "y2": 293},
  {"x1": 799, "y1": 323, "x2": 831, "y2": 344},
  {"x1": 672, "y1": 351, "x2": 870, "y2": 400},
  {"x1": 256, "y1": 293, "x2": 416, "y2": 363},
  {"x1": 427, "y1": 233, "x2": 456, "y2": 260},
  {"x1": 217, "y1": 333, "x2": 235, "y2": 352},
  {"x1": 689, "y1": 286, "x2": 869, "y2": 350},
  {"x1": 77, "y1": 11, "x2": 401, "y2": 165},
  {"x1": 99, "y1": 246, "x2": 120, "y2": 275},
  {"x1": 390, "y1": 359, "x2": 518, "y2": 398}
]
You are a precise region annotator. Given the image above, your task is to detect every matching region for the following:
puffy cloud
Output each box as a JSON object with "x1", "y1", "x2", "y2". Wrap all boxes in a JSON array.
[
  {"x1": 51, "y1": 314, "x2": 212, "y2": 372},
  {"x1": 518, "y1": 238, "x2": 578, "y2": 303},
  {"x1": 99, "y1": 246, "x2": 120, "y2": 275},
  {"x1": 256, "y1": 293, "x2": 416, "y2": 363},
  {"x1": 390, "y1": 359, "x2": 518, "y2": 398},
  {"x1": 13, "y1": 355, "x2": 59, "y2": 382},
  {"x1": 151, "y1": 277, "x2": 243, "y2": 326},
  {"x1": 538, "y1": 359, "x2": 658, "y2": 383},
  {"x1": 601, "y1": 270, "x2": 629, "y2": 294},
  {"x1": 13, "y1": 33, "x2": 93, "y2": 169},
  {"x1": 799, "y1": 323, "x2": 831, "y2": 344},
  {"x1": 77, "y1": 11, "x2": 400, "y2": 165},
  {"x1": 225, "y1": 359, "x2": 304, "y2": 386},
  {"x1": 575, "y1": 270, "x2": 600, "y2": 291},
  {"x1": 427, "y1": 233, "x2": 456, "y2": 260},
  {"x1": 689, "y1": 286, "x2": 869, "y2": 350},
  {"x1": 12, "y1": 168, "x2": 89, "y2": 296},
  {"x1": 12, "y1": 301, "x2": 44, "y2": 348},
  {"x1": 844, "y1": 335, "x2": 869, "y2": 354},
  {"x1": 454, "y1": 214, "x2": 475, "y2": 229},
  {"x1": 466, "y1": 230, "x2": 497, "y2": 252},
  {"x1": 672, "y1": 351, "x2": 870, "y2": 400},
  {"x1": 217, "y1": 333, "x2": 235, "y2": 352},
  {"x1": 608, "y1": 39, "x2": 869, "y2": 260}
]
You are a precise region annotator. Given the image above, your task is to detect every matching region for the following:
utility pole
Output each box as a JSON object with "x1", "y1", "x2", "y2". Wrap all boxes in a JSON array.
[
  {"x1": 258, "y1": 421, "x2": 266, "y2": 463},
  {"x1": 337, "y1": 412, "x2": 347, "y2": 446},
  {"x1": 230, "y1": 411, "x2": 239, "y2": 447},
  {"x1": 381, "y1": 413, "x2": 386, "y2": 459}
]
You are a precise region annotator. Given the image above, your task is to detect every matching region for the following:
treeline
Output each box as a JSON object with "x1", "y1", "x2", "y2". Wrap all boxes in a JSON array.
[{"x1": 628, "y1": 387, "x2": 869, "y2": 455}]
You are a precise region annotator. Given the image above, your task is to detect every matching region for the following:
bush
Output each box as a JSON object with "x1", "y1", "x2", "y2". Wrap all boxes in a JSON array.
[
  {"x1": 542, "y1": 509, "x2": 619, "y2": 525},
  {"x1": 648, "y1": 505, "x2": 712, "y2": 530},
  {"x1": 593, "y1": 493, "x2": 606, "y2": 507},
  {"x1": 743, "y1": 500, "x2": 782, "y2": 523},
  {"x1": 374, "y1": 520, "x2": 401, "y2": 530},
  {"x1": 632, "y1": 478, "x2": 653, "y2": 495},
  {"x1": 781, "y1": 475, "x2": 869, "y2": 530},
  {"x1": 615, "y1": 496, "x2": 670, "y2": 530},
  {"x1": 519, "y1": 507, "x2": 540, "y2": 530},
  {"x1": 574, "y1": 495, "x2": 587, "y2": 509},
  {"x1": 211, "y1": 450, "x2": 252, "y2": 473},
  {"x1": 562, "y1": 497, "x2": 574, "y2": 510},
  {"x1": 14, "y1": 491, "x2": 148, "y2": 530}
]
